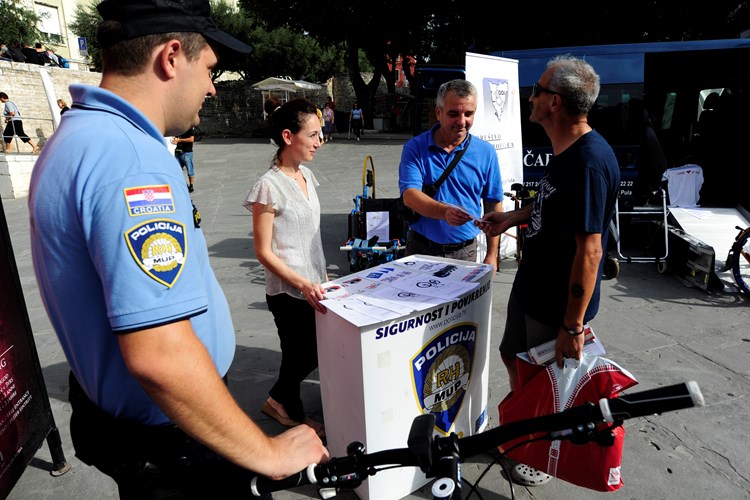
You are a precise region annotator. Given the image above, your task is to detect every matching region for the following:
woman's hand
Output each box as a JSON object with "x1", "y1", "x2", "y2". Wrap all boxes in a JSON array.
[{"x1": 300, "y1": 280, "x2": 327, "y2": 314}]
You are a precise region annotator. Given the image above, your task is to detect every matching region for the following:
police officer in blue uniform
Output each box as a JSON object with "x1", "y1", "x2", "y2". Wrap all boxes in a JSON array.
[{"x1": 27, "y1": 1, "x2": 328, "y2": 498}]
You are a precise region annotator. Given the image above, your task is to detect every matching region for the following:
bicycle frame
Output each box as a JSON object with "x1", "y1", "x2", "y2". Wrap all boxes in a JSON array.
[{"x1": 252, "y1": 382, "x2": 704, "y2": 499}]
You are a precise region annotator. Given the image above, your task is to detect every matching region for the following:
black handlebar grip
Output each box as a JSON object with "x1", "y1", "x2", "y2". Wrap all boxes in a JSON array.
[
  {"x1": 600, "y1": 381, "x2": 704, "y2": 422},
  {"x1": 250, "y1": 464, "x2": 317, "y2": 496}
]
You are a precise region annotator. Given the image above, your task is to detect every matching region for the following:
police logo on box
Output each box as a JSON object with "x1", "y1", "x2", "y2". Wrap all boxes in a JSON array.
[
  {"x1": 125, "y1": 219, "x2": 187, "y2": 287},
  {"x1": 411, "y1": 322, "x2": 477, "y2": 434}
]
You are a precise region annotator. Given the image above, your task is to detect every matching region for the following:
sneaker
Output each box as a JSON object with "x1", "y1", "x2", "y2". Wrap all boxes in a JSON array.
[
  {"x1": 510, "y1": 463, "x2": 552, "y2": 486},
  {"x1": 188, "y1": 184, "x2": 194, "y2": 193}
]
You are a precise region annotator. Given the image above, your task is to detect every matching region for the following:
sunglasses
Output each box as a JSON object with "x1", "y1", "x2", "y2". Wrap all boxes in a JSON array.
[{"x1": 532, "y1": 82, "x2": 565, "y2": 98}]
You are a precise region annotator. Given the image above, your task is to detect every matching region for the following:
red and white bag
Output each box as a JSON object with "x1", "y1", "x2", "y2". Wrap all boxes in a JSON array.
[{"x1": 497, "y1": 353, "x2": 638, "y2": 491}]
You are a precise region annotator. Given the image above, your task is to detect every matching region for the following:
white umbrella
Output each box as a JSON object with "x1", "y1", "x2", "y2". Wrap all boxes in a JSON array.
[
  {"x1": 252, "y1": 76, "x2": 300, "y2": 93},
  {"x1": 252, "y1": 77, "x2": 324, "y2": 119}
]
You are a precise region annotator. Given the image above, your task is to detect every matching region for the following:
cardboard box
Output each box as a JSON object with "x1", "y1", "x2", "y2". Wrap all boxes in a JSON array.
[{"x1": 316, "y1": 255, "x2": 494, "y2": 500}]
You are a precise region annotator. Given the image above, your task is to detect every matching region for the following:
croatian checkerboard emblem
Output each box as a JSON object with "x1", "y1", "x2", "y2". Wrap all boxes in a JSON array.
[
  {"x1": 125, "y1": 219, "x2": 186, "y2": 287},
  {"x1": 412, "y1": 322, "x2": 477, "y2": 434},
  {"x1": 124, "y1": 184, "x2": 175, "y2": 216}
]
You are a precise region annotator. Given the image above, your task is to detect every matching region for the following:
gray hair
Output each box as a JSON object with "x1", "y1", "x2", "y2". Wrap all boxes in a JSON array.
[
  {"x1": 546, "y1": 54, "x2": 600, "y2": 116},
  {"x1": 436, "y1": 79, "x2": 477, "y2": 108}
]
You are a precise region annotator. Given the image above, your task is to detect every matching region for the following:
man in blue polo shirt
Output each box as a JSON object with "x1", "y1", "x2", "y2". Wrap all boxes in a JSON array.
[
  {"x1": 399, "y1": 79, "x2": 503, "y2": 270},
  {"x1": 27, "y1": 0, "x2": 327, "y2": 497}
]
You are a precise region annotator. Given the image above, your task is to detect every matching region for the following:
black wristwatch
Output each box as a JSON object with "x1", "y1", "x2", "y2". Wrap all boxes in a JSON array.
[{"x1": 564, "y1": 325, "x2": 584, "y2": 336}]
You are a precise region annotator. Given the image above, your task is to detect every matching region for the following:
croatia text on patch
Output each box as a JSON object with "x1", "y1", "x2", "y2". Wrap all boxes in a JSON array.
[
  {"x1": 124, "y1": 185, "x2": 176, "y2": 216},
  {"x1": 125, "y1": 219, "x2": 187, "y2": 287}
]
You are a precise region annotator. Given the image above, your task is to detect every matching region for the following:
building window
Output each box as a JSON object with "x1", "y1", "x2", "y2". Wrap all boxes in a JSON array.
[{"x1": 35, "y1": 4, "x2": 64, "y2": 45}]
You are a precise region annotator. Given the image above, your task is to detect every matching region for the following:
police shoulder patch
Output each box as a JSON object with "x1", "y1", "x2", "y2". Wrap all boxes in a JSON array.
[
  {"x1": 124, "y1": 184, "x2": 176, "y2": 217},
  {"x1": 125, "y1": 219, "x2": 187, "y2": 287},
  {"x1": 411, "y1": 322, "x2": 478, "y2": 435}
]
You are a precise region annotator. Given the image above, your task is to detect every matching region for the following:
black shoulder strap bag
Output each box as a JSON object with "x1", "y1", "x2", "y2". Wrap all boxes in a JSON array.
[{"x1": 399, "y1": 135, "x2": 472, "y2": 223}]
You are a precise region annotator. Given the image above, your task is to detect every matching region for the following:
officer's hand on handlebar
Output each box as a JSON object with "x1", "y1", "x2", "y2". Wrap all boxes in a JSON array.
[{"x1": 268, "y1": 425, "x2": 329, "y2": 480}]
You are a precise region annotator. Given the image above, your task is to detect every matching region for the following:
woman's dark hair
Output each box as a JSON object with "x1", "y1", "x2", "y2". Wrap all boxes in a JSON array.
[{"x1": 266, "y1": 97, "x2": 318, "y2": 163}]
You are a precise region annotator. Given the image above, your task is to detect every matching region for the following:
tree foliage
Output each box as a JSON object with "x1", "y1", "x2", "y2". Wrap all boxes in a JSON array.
[
  {"x1": 241, "y1": 0, "x2": 750, "y2": 126},
  {"x1": 68, "y1": 0, "x2": 344, "y2": 82},
  {"x1": 0, "y1": 1, "x2": 45, "y2": 46},
  {"x1": 240, "y1": 0, "x2": 441, "y2": 127}
]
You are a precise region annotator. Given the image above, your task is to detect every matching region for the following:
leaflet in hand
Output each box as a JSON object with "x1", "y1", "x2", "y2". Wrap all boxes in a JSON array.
[
  {"x1": 446, "y1": 203, "x2": 481, "y2": 222},
  {"x1": 518, "y1": 324, "x2": 606, "y2": 366}
]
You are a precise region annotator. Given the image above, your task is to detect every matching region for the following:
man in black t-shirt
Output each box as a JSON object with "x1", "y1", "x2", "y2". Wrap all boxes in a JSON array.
[
  {"x1": 478, "y1": 53, "x2": 620, "y2": 490},
  {"x1": 479, "y1": 55, "x2": 620, "y2": 385}
]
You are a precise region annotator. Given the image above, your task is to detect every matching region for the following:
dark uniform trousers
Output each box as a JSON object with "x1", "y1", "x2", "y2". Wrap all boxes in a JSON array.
[{"x1": 68, "y1": 372, "x2": 272, "y2": 499}]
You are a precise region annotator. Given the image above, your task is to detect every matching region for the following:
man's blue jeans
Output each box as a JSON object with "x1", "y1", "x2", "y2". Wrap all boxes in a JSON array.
[{"x1": 175, "y1": 151, "x2": 194, "y2": 177}]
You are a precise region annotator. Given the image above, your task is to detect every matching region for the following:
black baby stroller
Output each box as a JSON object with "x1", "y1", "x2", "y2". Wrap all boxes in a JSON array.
[{"x1": 340, "y1": 155, "x2": 409, "y2": 271}]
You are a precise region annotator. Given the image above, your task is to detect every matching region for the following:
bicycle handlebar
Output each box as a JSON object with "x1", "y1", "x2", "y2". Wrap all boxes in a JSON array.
[{"x1": 251, "y1": 381, "x2": 703, "y2": 496}]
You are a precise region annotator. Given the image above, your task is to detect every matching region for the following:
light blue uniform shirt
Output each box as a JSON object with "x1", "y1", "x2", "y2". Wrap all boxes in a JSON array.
[{"x1": 28, "y1": 84, "x2": 235, "y2": 425}]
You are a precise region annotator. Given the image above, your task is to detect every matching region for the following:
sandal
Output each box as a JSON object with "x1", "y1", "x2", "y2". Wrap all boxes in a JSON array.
[
  {"x1": 262, "y1": 399, "x2": 326, "y2": 439},
  {"x1": 261, "y1": 399, "x2": 301, "y2": 428},
  {"x1": 510, "y1": 463, "x2": 552, "y2": 486}
]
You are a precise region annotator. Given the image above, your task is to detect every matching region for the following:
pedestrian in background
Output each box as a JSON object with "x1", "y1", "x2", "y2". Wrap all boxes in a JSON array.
[
  {"x1": 57, "y1": 99, "x2": 70, "y2": 116},
  {"x1": 316, "y1": 105, "x2": 324, "y2": 143},
  {"x1": 173, "y1": 127, "x2": 197, "y2": 192},
  {"x1": 322, "y1": 101, "x2": 334, "y2": 142},
  {"x1": 244, "y1": 97, "x2": 327, "y2": 440},
  {"x1": 349, "y1": 102, "x2": 363, "y2": 141},
  {"x1": 1, "y1": 91, "x2": 40, "y2": 153}
]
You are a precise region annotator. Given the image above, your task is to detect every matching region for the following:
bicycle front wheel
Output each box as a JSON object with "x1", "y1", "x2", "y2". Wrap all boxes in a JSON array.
[{"x1": 731, "y1": 230, "x2": 750, "y2": 297}]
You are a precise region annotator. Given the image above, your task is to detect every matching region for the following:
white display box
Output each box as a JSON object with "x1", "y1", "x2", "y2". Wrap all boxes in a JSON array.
[{"x1": 316, "y1": 255, "x2": 493, "y2": 500}]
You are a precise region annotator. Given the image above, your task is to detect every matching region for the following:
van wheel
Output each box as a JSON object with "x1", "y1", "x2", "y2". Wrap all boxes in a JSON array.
[
  {"x1": 657, "y1": 261, "x2": 668, "y2": 274},
  {"x1": 603, "y1": 256, "x2": 620, "y2": 280}
]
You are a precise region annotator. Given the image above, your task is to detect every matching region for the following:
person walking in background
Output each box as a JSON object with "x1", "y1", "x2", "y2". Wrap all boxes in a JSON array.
[
  {"x1": 1, "y1": 92, "x2": 40, "y2": 153},
  {"x1": 57, "y1": 99, "x2": 70, "y2": 116},
  {"x1": 316, "y1": 105, "x2": 325, "y2": 144},
  {"x1": 244, "y1": 97, "x2": 327, "y2": 440},
  {"x1": 322, "y1": 101, "x2": 334, "y2": 142},
  {"x1": 349, "y1": 102, "x2": 363, "y2": 141},
  {"x1": 27, "y1": 1, "x2": 328, "y2": 498},
  {"x1": 325, "y1": 95, "x2": 336, "y2": 133},
  {"x1": 173, "y1": 127, "x2": 197, "y2": 192},
  {"x1": 478, "y1": 55, "x2": 620, "y2": 487},
  {"x1": 398, "y1": 79, "x2": 503, "y2": 270}
]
